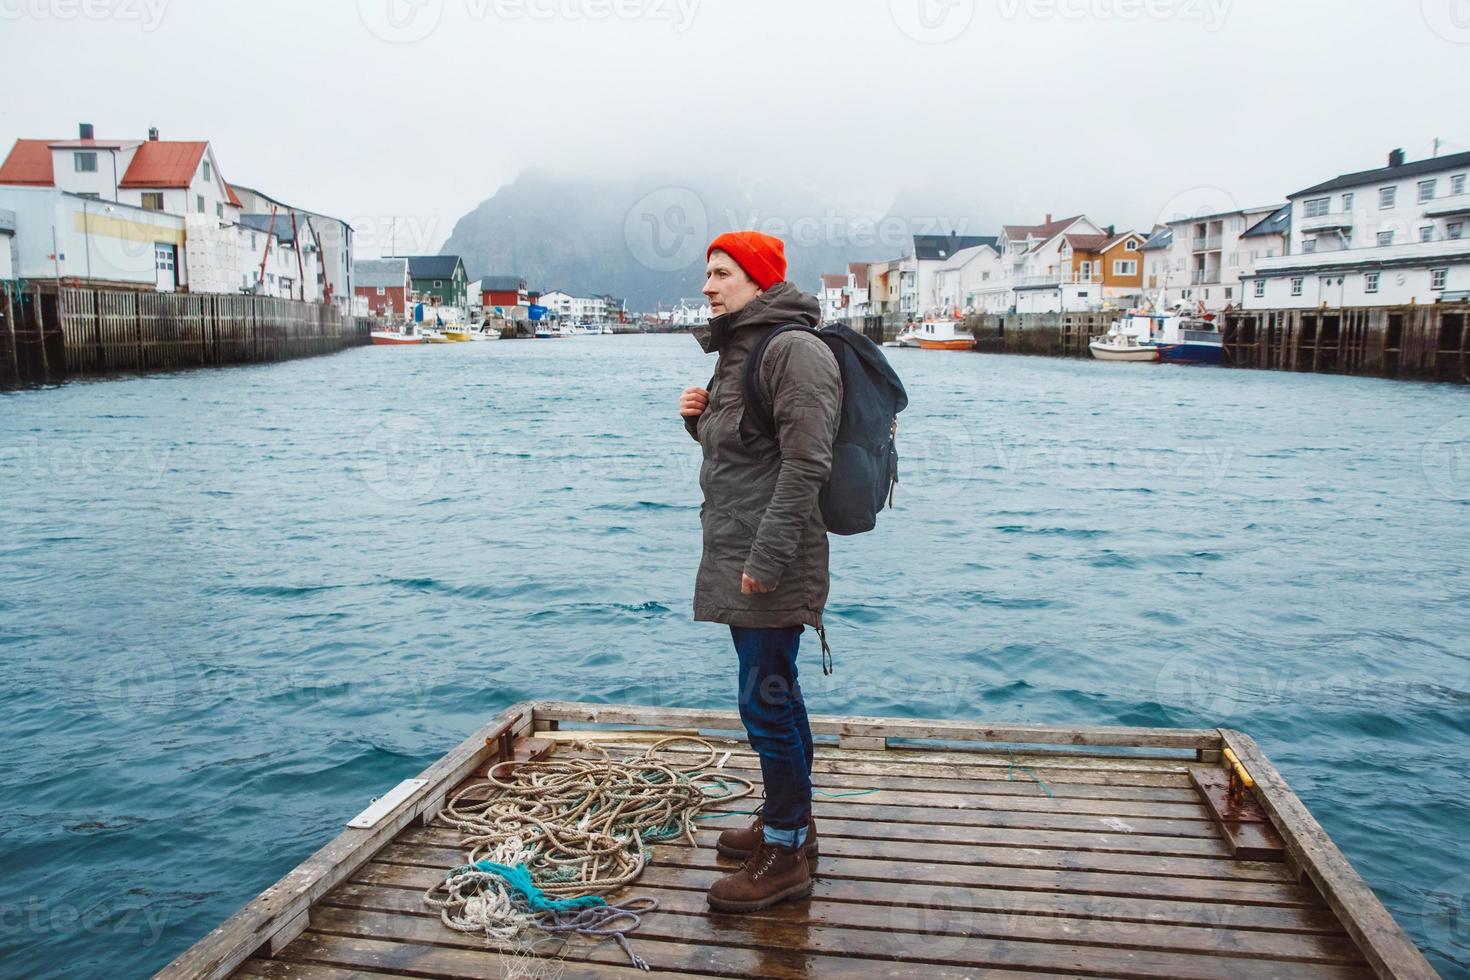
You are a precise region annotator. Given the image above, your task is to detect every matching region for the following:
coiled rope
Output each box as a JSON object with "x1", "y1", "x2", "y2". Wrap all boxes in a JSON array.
[{"x1": 424, "y1": 736, "x2": 753, "y2": 969}]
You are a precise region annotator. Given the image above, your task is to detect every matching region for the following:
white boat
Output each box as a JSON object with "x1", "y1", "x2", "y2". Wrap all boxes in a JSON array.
[
  {"x1": 1092, "y1": 302, "x2": 1223, "y2": 365},
  {"x1": 914, "y1": 319, "x2": 975, "y2": 351},
  {"x1": 888, "y1": 325, "x2": 923, "y2": 348},
  {"x1": 1088, "y1": 334, "x2": 1158, "y2": 361}
]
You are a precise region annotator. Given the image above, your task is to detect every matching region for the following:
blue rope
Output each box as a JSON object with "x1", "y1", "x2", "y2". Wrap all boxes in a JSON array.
[{"x1": 465, "y1": 860, "x2": 608, "y2": 912}]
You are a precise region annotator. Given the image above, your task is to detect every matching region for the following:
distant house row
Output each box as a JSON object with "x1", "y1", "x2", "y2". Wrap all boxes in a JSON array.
[
  {"x1": 820, "y1": 146, "x2": 1469, "y2": 316},
  {"x1": 0, "y1": 123, "x2": 356, "y2": 309}
]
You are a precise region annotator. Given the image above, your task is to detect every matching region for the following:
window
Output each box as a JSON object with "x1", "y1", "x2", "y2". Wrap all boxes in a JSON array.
[
  {"x1": 434, "y1": 279, "x2": 443, "y2": 287},
  {"x1": 1225, "y1": 287, "x2": 1234, "y2": 300},
  {"x1": 77, "y1": 192, "x2": 100, "y2": 200},
  {"x1": 1420, "y1": 226, "x2": 1434, "y2": 243},
  {"x1": 1303, "y1": 239, "x2": 1317, "y2": 253},
  {"x1": 74, "y1": 152, "x2": 97, "y2": 172},
  {"x1": 1377, "y1": 230, "x2": 1394, "y2": 247},
  {"x1": 1342, "y1": 193, "x2": 1354, "y2": 211},
  {"x1": 1450, "y1": 222, "x2": 1465, "y2": 240},
  {"x1": 376, "y1": 287, "x2": 386, "y2": 296},
  {"x1": 1453, "y1": 175, "x2": 1467, "y2": 196},
  {"x1": 141, "y1": 191, "x2": 163, "y2": 211},
  {"x1": 203, "y1": 160, "x2": 211, "y2": 182},
  {"x1": 1432, "y1": 268, "x2": 1448, "y2": 290},
  {"x1": 1112, "y1": 259, "x2": 1137, "y2": 276},
  {"x1": 1379, "y1": 186, "x2": 1396, "y2": 209},
  {"x1": 1291, "y1": 277, "x2": 1304, "y2": 296},
  {"x1": 154, "y1": 243, "x2": 174, "y2": 271},
  {"x1": 1304, "y1": 197, "x2": 1330, "y2": 217},
  {"x1": 1254, "y1": 280, "x2": 1266, "y2": 298},
  {"x1": 250, "y1": 233, "x2": 257, "y2": 249},
  {"x1": 1418, "y1": 179, "x2": 1437, "y2": 203},
  {"x1": 1365, "y1": 273, "x2": 1379, "y2": 294},
  {"x1": 1124, "y1": 240, "x2": 1138, "y2": 251},
  {"x1": 196, "y1": 194, "x2": 205, "y2": 213},
  {"x1": 216, "y1": 202, "x2": 223, "y2": 219}
]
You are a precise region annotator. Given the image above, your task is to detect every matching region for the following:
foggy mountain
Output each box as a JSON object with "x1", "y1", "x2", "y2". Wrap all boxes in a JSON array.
[{"x1": 440, "y1": 170, "x2": 996, "y2": 311}]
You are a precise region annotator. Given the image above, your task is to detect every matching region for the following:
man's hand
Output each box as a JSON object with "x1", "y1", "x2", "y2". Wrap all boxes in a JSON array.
[
  {"x1": 741, "y1": 573, "x2": 774, "y2": 595},
  {"x1": 679, "y1": 386, "x2": 710, "y2": 418}
]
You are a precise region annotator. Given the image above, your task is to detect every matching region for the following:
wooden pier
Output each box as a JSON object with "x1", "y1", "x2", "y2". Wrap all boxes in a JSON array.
[
  {"x1": 0, "y1": 284, "x2": 376, "y2": 386},
  {"x1": 156, "y1": 701, "x2": 1440, "y2": 980}
]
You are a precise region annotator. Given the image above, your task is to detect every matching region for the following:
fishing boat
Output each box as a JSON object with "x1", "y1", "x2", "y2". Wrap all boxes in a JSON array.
[
  {"x1": 370, "y1": 327, "x2": 424, "y2": 346},
  {"x1": 1094, "y1": 300, "x2": 1223, "y2": 365},
  {"x1": 422, "y1": 331, "x2": 454, "y2": 344},
  {"x1": 884, "y1": 324, "x2": 923, "y2": 349},
  {"x1": 914, "y1": 319, "x2": 975, "y2": 351},
  {"x1": 1089, "y1": 320, "x2": 1160, "y2": 362},
  {"x1": 442, "y1": 327, "x2": 473, "y2": 342},
  {"x1": 158, "y1": 699, "x2": 1437, "y2": 980}
]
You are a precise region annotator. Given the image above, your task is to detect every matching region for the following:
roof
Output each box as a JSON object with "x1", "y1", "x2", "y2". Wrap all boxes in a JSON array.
[
  {"x1": 1100, "y1": 231, "x2": 1145, "y2": 252},
  {"x1": 821, "y1": 273, "x2": 848, "y2": 289},
  {"x1": 1291, "y1": 150, "x2": 1470, "y2": 198},
  {"x1": 406, "y1": 255, "x2": 465, "y2": 279},
  {"x1": 913, "y1": 233, "x2": 998, "y2": 261},
  {"x1": 478, "y1": 275, "x2": 524, "y2": 291},
  {"x1": 1002, "y1": 215, "x2": 1083, "y2": 245},
  {"x1": 224, "y1": 183, "x2": 242, "y2": 208},
  {"x1": 847, "y1": 262, "x2": 868, "y2": 288},
  {"x1": 1063, "y1": 233, "x2": 1109, "y2": 251},
  {"x1": 239, "y1": 212, "x2": 303, "y2": 244},
  {"x1": 0, "y1": 139, "x2": 55, "y2": 185},
  {"x1": 354, "y1": 258, "x2": 409, "y2": 288},
  {"x1": 118, "y1": 141, "x2": 207, "y2": 189},
  {"x1": 1141, "y1": 227, "x2": 1173, "y2": 251},
  {"x1": 1242, "y1": 204, "x2": 1291, "y2": 239}
]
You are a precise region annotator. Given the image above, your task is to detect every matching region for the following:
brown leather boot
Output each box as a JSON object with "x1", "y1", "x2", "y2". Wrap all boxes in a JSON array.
[
  {"x1": 707, "y1": 840, "x2": 813, "y2": 912},
  {"x1": 716, "y1": 813, "x2": 819, "y2": 860}
]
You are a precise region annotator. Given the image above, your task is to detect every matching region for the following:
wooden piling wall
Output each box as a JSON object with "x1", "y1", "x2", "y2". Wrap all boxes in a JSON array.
[{"x1": 1, "y1": 284, "x2": 375, "y2": 386}]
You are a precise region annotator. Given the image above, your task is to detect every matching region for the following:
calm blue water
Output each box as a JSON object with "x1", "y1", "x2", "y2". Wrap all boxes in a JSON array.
[{"x1": 1, "y1": 335, "x2": 1468, "y2": 978}]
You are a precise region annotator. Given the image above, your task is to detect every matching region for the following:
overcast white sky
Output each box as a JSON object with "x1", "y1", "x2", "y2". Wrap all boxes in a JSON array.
[{"x1": 4, "y1": 0, "x2": 1468, "y2": 256}]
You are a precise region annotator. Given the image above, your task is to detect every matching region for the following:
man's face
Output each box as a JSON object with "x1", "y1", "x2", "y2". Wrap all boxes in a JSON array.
[{"x1": 703, "y1": 250, "x2": 762, "y2": 317}]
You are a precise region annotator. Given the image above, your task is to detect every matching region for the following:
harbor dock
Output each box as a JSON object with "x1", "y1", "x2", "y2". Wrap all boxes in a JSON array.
[{"x1": 156, "y1": 701, "x2": 1439, "y2": 980}]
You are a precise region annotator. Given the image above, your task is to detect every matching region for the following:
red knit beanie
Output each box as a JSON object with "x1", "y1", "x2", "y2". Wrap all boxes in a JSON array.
[{"x1": 706, "y1": 231, "x2": 786, "y2": 291}]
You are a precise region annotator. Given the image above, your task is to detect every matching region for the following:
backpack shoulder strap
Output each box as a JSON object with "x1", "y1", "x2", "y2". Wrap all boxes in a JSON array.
[{"x1": 742, "y1": 324, "x2": 816, "y2": 438}]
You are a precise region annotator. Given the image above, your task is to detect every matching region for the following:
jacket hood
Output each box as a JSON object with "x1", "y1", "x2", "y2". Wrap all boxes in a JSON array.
[{"x1": 693, "y1": 281, "x2": 821, "y2": 353}]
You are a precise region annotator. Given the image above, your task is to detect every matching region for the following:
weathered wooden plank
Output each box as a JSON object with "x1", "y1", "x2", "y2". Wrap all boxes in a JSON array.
[
  {"x1": 327, "y1": 879, "x2": 1366, "y2": 967},
  {"x1": 576, "y1": 744, "x2": 1203, "y2": 800},
  {"x1": 353, "y1": 859, "x2": 1347, "y2": 935},
  {"x1": 407, "y1": 824, "x2": 1291, "y2": 884},
  {"x1": 380, "y1": 839, "x2": 1320, "y2": 908},
  {"x1": 304, "y1": 902, "x2": 1373, "y2": 980},
  {"x1": 155, "y1": 702, "x2": 537, "y2": 980},
  {"x1": 532, "y1": 700, "x2": 1222, "y2": 751},
  {"x1": 1220, "y1": 730, "x2": 1437, "y2": 980},
  {"x1": 235, "y1": 959, "x2": 407, "y2": 979}
]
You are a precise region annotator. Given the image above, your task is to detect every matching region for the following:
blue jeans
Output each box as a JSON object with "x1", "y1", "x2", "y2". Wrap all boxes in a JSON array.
[{"x1": 730, "y1": 625, "x2": 814, "y2": 844}]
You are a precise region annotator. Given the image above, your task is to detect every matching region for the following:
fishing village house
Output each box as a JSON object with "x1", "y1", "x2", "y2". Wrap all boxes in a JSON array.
[
  {"x1": 0, "y1": 123, "x2": 354, "y2": 306},
  {"x1": 1061, "y1": 229, "x2": 1150, "y2": 310},
  {"x1": 472, "y1": 275, "x2": 530, "y2": 320},
  {"x1": 971, "y1": 214, "x2": 1108, "y2": 314},
  {"x1": 405, "y1": 254, "x2": 468, "y2": 308},
  {"x1": 353, "y1": 258, "x2": 410, "y2": 319},
  {"x1": 1243, "y1": 148, "x2": 1470, "y2": 309},
  {"x1": 819, "y1": 273, "x2": 848, "y2": 321},
  {"x1": 865, "y1": 259, "x2": 903, "y2": 315},
  {"x1": 669, "y1": 297, "x2": 711, "y2": 326},
  {"x1": 1141, "y1": 204, "x2": 1287, "y2": 310},
  {"x1": 232, "y1": 185, "x2": 356, "y2": 311},
  {"x1": 538, "y1": 289, "x2": 608, "y2": 322},
  {"x1": 912, "y1": 233, "x2": 998, "y2": 314},
  {"x1": 933, "y1": 240, "x2": 1001, "y2": 314},
  {"x1": 846, "y1": 262, "x2": 869, "y2": 319}
]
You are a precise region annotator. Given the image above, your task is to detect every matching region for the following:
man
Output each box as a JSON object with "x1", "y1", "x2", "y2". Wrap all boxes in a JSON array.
[{"x1": 678, "y1": 231, "x2": 841, "y2": 912}]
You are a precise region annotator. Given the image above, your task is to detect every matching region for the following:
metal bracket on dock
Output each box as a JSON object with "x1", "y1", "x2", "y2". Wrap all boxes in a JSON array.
[{"x1": 1189, "y1": 761, "x2": 1285, "y2": 862}]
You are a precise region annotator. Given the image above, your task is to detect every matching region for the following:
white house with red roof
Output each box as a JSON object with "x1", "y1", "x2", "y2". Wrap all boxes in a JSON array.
[
  {"x1": 818, "y1": 273, "x2": 847, "y2": 321},
  {"x1": 972, "y1": 214, "x2": 1110, "y2": 313}
]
